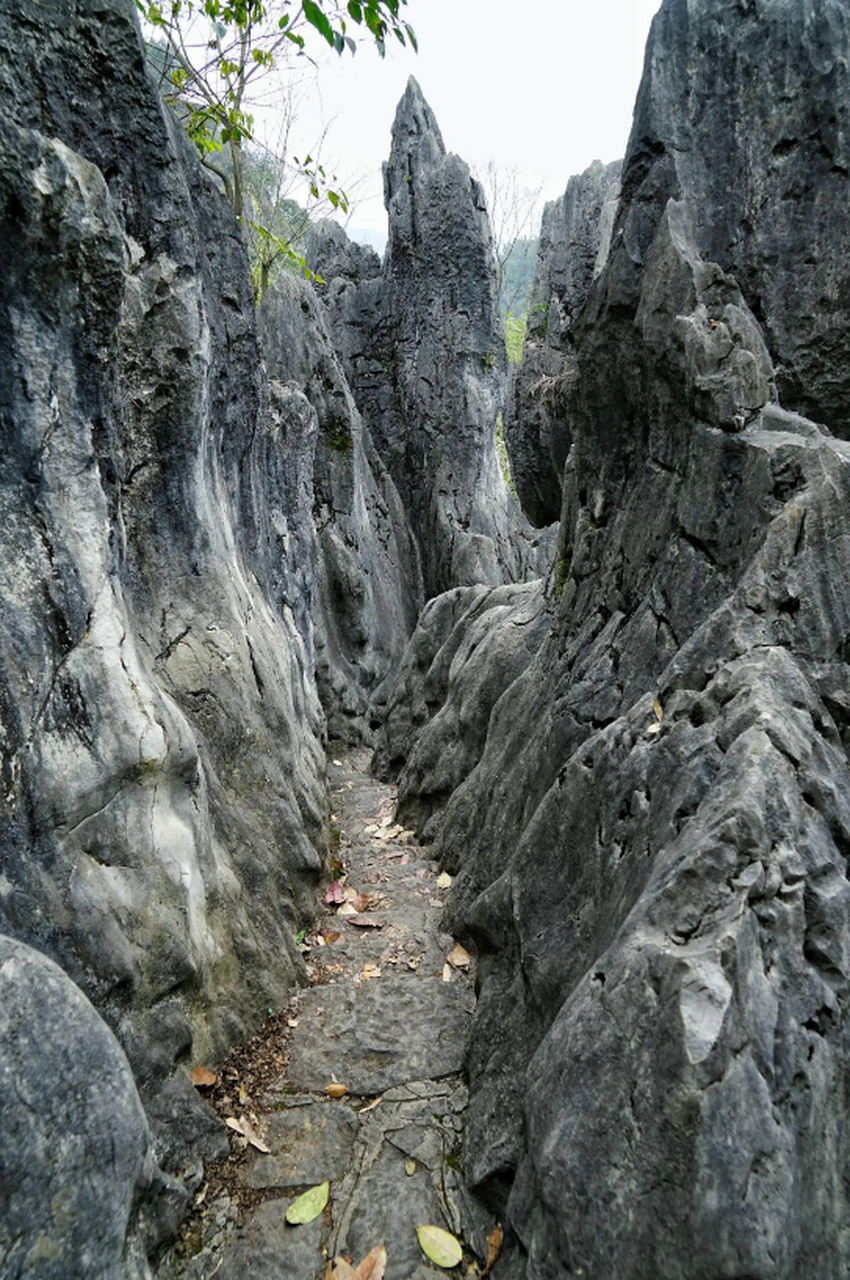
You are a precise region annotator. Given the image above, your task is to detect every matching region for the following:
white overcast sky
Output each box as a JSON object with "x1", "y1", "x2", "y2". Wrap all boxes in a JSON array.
[{"x1": 269, "y1": 0, "x2": 662, "y2": 237}]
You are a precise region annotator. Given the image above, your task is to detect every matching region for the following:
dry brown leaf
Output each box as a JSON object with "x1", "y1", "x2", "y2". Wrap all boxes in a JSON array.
[
  {"x1": 653, "y1": 698, "x2": 664, "y2": 722},
  {"x1": 338, "y1": 901, "x2": 358, "y2": 917},
  {"x1": 325, "y1": 1082, "x2": 348, "y2": 1099},
  {"x1": 482, "y1": 1223, "x2": 504, "y2": 1277},
  {"x1": 239, "y1": 1115, "x2": 271, "y2": 1154},
  {"x1": 190, "y1": 1065, "x2": 217, "y2": 1088},
  {"x1": 353, "y1": 893, "x2": 372, "y2": 912},
  {"x1": 347, "y1": 915, "x2": 383, "y2": 929},
  {"x1": 328, "y1": 1245, "x2": 387, "y2": 1280},
  {"x1": 358, "y1": 1095, "x2": 382, "y2": 1114},
  {"x1": 447, "y1": 943, "x2": 472, "y2": 970}
]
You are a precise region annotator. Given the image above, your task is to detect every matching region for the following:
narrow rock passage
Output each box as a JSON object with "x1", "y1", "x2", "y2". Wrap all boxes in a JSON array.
[{"x1": 164, "y1": 747, "x2": 495, "y2": 1280}]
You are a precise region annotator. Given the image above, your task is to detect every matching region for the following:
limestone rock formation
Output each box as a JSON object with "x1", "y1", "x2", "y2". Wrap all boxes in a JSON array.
[
  {"x1": 0, "y1": 936, "x2": 182, "y2": 1278},
  {"x1": 505, "y1": 160, "x2": 621, "y2": 527},
  {"x1": 309, "y1": 80, "x2": 554, "y2": 600},
  {"x1": 259, "y1": 273, "x2": 422, "y2": 741},
  {"x1": 384, "y1": 1, "x2": 850, "y2": 1275},
  {"x1": 0, "y1": 0, "x2": 326, "y2": 1202}
]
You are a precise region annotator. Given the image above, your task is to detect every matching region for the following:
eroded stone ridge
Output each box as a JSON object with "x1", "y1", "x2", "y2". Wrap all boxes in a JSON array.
[
  {"x1": 310, "y1": 79, "x2": 555, "y2": 600},
  {"x1": 506, "y1": 159, "x2": 621, "y2": 527},
  {"x1": 0, "y1": 0, "x2": 325, "y2": 1213},
  {"x1": 385, "y1": 1, "x2": 850, "y2": 1275}
]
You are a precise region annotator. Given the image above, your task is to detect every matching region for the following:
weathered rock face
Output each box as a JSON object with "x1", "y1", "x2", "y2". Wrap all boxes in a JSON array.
[
  {"x1": 0, "y1": 936, "x2": 182, "y2": 1278},
  {"x1": 385, "y1": 1, "x2": 850, "y2": 1275},
  {"x1": 259, "y1": 273, "x2": 422, "y2": 741},
  {"x1": 310, "y1": 80, "x2": 554, "y2": 600},
  {"x1": 505, "y1": 160, "x2": 621, "y2": 527},
  {"x1": 628, "y1": 0, "x2": 850, "y2": 435},
  {"x1": 0, "y1": 0, "x2": 326, "y2": 1204}
]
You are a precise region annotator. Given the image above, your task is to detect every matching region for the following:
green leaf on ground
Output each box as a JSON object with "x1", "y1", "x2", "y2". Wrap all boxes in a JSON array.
[
  {"x1": 286, "y1": 1180, "x2": 330, "y2": 1224},
  {"x1": 416, "y1": 1224, "x2": 463, "y2": 1268}
]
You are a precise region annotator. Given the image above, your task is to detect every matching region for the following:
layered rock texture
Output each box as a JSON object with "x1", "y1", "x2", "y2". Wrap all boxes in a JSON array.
[
  {"x1": 0, "y1": 0, "x2": 327, "y2": 1261},
  {"x1": 505, "y1": 159, "x2": 621, "y2": 526},
  {"x1": 8, "y1": 0, "x2": 850, "y2": 1275},
  {"x1": 309, "y1": 80, "x2": 554, "y2": 600},
  {"x1": 0, "y1": 4, "x2": 545, "y2": 1275},
  {"x1": 381, "y1": 1, "x2": 850, "y2": 1276}
]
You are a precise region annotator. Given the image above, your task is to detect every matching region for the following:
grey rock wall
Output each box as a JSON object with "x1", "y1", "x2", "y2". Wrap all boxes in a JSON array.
[
  {"x1": 386, "y1": 1, "x2": 850, "y2": 1275},
  {"x1": 310, "y1": 80, "x2": 555, "y2": 601},
  {"x1": 0, "y1": 0, "x2": 326, "y2": 1213},
  {"x1": 259, "y1": 273, "x2": 422, "y2": 742},
  {"x1": 505, "y1": 160, "x2": 621, "y2": 527}
]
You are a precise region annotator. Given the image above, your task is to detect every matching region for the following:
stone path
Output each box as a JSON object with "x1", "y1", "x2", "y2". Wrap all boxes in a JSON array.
[{"x1": 162, "y1": 747, "x2": 496, "y2": 1280}]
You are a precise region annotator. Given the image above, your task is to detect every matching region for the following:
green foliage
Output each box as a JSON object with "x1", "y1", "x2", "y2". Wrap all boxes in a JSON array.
[
  {"x1": 494, "y1": 411, "x2": 516, "y2": 497},
  {"x1": 499, "y1": 236, "x2": 537, "y2": 316},
  {"x1": 137, "y1": 0, "x2": 415, "y2": 229},
  {"x1": 504, "y1": 311, "x2": 527, "y2": 366}
]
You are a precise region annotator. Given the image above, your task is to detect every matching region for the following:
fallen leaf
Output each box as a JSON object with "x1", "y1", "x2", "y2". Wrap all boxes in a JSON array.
[
  {"x1": 239, "y1": 1115, "x2": 271, "y2": 1154},
  {"x1": 238, "y1": 1083, "x2": 249, "y2": 1105},
  {"x1": 442, "y1": 963, "x2": 452, "y2": 983},
  {"x1": 436, "y1": 871, "x2": 453, "y2": 889},
  {"x1": 646, "y1": 721, "x2": 661, "y2": 737},
  {"x1": 325, "y1": 1082, "x2": 348, "y2": 1099},
  {"x1": 330, "y1": 857, "x2": 345, "y2": 878},
  {"x1": 353, "y1": 893, "x2": 372, "y2": 912},
  {"x1": 327, "y1": 1245, "x2": 387, "y2": 1280},
  {"x1": 338, "y1": 901, "x2": 358, "y2": 916},
  {"x1": 358, "y1": 1095, "x2": 382, "y2": 1113},
  {"x1": 285, "y1": 1180, "x2": 330, "y2": 1225},
  {"x1": 190, "y1": 1065, "x2": 217, "y2": 1088},
  {"x1": 417, "y1": 1224, "x2": 463, "y2": 1269},
  {"x1": 361, "y1": 963, "x2": 382, "y2": 981},
  {"x1": 287, "y1": 1017, "x2": 300, "y2": 1028},
  {"x1": 347, "y1": 915, "x2": 383, "y2": 929},
  {"x1": 353, "y1": 1247, "x2": 387, "y2": 1280},
  {"x1": 224, "y1": 1117, "x2": 244, "y2": 1135},
  {"x1": 447, "y1": 943, "x2": 472, "y2": 970},
  {"x1": 322, "y1": 930, "x2": 342, "y2": 944},
  {"x1": 326, "y1": 881, "x2": 346, "y2": 905},
  {"x1": 653, "y1": 698, "x2": 664, "y2": 722},
  {"x1": 405, "y1": 1159, "x2": 416, "y2": 1176},
  {"x1": 482, "y1": 1223, "x2": 503, "y2": 1277}
]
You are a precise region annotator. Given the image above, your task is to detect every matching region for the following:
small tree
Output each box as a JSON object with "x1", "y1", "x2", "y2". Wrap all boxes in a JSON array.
[
  {"x1": 473, "y1": 160, "x2": 543, "y2": 315},
  {"x1": 138, "y1": 0, "x2": 416, "y2": 225}
]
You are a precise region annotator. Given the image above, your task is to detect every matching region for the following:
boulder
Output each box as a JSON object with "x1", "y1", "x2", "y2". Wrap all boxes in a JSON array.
[{"x1": 0, "y1": 936, "x2": 183, "y2": 1278}]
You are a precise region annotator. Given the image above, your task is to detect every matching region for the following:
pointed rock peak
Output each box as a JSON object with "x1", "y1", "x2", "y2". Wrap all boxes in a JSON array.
[{"x1": 390, "y1": 76, "x2": 445, "y2": 159}]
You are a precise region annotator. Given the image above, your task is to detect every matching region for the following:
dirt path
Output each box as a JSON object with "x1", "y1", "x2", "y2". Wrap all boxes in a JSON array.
[{"x1": 160, "y1": 746, "x2": 497, "y2": 1280}]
